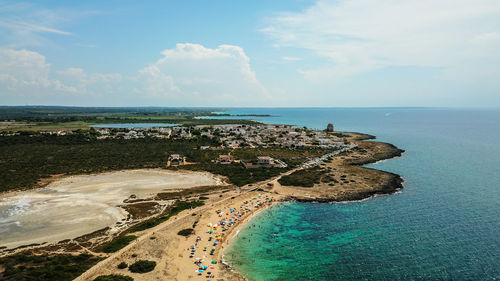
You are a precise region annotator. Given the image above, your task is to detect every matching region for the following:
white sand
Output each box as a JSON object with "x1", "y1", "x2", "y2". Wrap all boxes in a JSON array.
[{"x1": 0, "y1": 169, "x2": 223, "y2": 249}]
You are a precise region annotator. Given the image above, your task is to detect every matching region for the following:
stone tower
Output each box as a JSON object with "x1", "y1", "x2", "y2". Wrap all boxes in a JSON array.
[{"x1": 326, "y1": 123, "x2": 334, "y2": 132}]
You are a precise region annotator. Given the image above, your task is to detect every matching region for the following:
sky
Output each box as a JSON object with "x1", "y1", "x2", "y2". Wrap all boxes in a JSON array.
[{"x1": 0, "y1": 0, "x2": 499, "y2": 107}]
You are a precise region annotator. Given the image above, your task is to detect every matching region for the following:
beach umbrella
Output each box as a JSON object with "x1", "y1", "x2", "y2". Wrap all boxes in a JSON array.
[{"x1": 211, "y1": 260, "x2": 217, "y2": 264}]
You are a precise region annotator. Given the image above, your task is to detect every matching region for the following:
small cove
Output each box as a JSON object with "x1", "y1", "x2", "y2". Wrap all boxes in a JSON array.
[{"x1": 225, "y1": 108, "x2": 500, "y2": 281}]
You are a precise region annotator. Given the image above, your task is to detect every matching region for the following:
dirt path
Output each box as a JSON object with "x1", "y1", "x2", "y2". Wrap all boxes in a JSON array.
[
  {"x1": 74, "y1": 142, "x2": 380, "y2": 281},
  {"x1": 73, "y1": 164, "x2": 302, "y2": 281}
]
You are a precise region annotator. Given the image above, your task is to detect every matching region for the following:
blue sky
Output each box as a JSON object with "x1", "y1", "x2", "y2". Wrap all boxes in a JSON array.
[{"x1": 1, "y1": 0, "x2": 499, "y2": 107}]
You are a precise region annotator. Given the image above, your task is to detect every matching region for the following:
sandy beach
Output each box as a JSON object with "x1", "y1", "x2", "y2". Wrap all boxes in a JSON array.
[
  {"x1": 0, "y1": 131, "x2": 404, "y2": 281},
  {"x1": 72, "y1": 132, "x2": 404, "y2": 281},
  {"x1": 74, "y1": 184, "x2": 283, "y2": 281}
]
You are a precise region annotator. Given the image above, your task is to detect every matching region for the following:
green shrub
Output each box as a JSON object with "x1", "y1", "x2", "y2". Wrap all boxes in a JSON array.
[
  {"x1": 0, "y1": 130, "x2": 334, "y2": 193},
  {"x1": 0, "y1": 136, "x2": 222, "y2": 192},
  {"x1": 184, "y1": 163, "x2": 284, "y2": 187},
  {"x1": 129, "y1": 260, "x2": 156, "y2": 273},
  {"x1": 94, "y1": 274, "x2": 134, "y2": 281},
  {"x1": 129, "y1": 200, "x2": 204, "y2": 232},
  {"x1": 0, "y1": 253, "x2": 102, "y2": 281},
  {"x1": 117, "y1": 262, "x2": 128, "y2": 269},
  {"x1": 101, "y1": 235, "x2": 137, "y2": 253},
  {"x1": 278, "y1": 167, "x2": 326, "y2": 187},
  {"x1": 177, "y1": 228, "x2": 194, "y2": 236}
]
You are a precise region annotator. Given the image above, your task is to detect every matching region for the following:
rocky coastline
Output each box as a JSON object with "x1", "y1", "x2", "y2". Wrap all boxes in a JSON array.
[
  {"x1": 219, "y1": 132, "x2": 406, "y2": 280},
  {"x1": 0, "y1": 130, "x2": 405, "y2": 281}
]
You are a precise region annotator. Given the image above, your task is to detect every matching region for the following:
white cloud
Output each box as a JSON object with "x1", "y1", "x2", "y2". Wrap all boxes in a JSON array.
[
  {"x1": 137, "y1": 43, "x2": 269, "y2": 105},
  {"x1": 472, "y1": 32, "x2": 500, "y2": 43},
  {"x1": 0, "y1": 48, "x2": 51, "y2": 91},
  {"x1": 0, "y1": 3, "x2": 100, "y2": 47},
  {"x1": 57, "y1": 67, "x2": 122, "y2": 93},
  {"x1": 0, "y1": 49, "x2": 122, "y2": 102},
  {"x1": 263, "y1": 0, "x2": 500, "y2": 83},
  {"x1": 282, "y1": 56, "x2": 301, "y2": 61},
  {"x1": 0, "y1": 20, "x2": 71, "y2": 35},
  {"x1": 1, "y1": 43, "x2": 270, "y2": 106},
  {"x1": 136, "y1": 65, "x2": 179, "y2": 97}
]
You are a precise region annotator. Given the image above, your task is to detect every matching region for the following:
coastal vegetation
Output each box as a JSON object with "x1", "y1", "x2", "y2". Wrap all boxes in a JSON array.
[
  {"x1": 128, "y1": 200, "x2": 205, "y2": 232},
  {"x1": 101, "y1": 235, "x2": 137, "y2": 253},
  {"x1": 183, "y1": 146, "x2": 335, "y2": 186},
  {"x1": 0, "y1": 124, "x2": 406, "y2": 280},
  {"x1": 0, "y1": 107, "x2": 358, "y2": 281},
  {"x1": 93, "y1": 274, "x2": 134, "y2": 281},
  {"x1": 0, "y1": 253, "x2": 102, "y2": 281},
  {"x1": 278, "y1": 166, "x2": 330, "y2": 187},
  {"x1": 232, "y1": 147, "x2": 333, "y2": 167},
  {"x1": 0, "y1": 133, "x2": 219, "y2": 192},
  {"x1": 184, "y1": 163, "x2": 284, "y2": 187},
  {"x1": 178, "y1": 228, "x2": 194, "y2": 236},
  {"x1": 0, "y1": 132, "x2": 333, "y2": 192},
  {"x1": 128, "y1": 260, "x2": 156, "y2": 273},
  {"x1": 154, "y1": 185, "x2": 228, "y2": 200}
]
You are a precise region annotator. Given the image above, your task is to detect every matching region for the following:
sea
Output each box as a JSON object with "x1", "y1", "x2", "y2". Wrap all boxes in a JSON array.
[{"x1": 221, "y1": 108, "x2": 500, "y2": 281}]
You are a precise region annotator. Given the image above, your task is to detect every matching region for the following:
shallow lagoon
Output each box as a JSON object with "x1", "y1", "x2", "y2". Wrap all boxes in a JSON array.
[{"x1": 0, "y1": 169, "x2": 221, "y2": 249}]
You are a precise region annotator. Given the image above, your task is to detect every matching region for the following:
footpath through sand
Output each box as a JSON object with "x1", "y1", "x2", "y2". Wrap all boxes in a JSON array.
[
  {"x1": 75, "y1": 132, "x2": 404, "y2": 281},
  {"x1": 74, "y1": 169, "x2": 297, "y2": 281}
]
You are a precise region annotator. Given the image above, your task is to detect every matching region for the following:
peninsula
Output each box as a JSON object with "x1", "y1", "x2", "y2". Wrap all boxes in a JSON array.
[
  {"x1": 72, "y1": 131, "x2": 403, "y2": 281},
  {"x1": 0, "y1": 107, "x2": 404, "y2": 281}
]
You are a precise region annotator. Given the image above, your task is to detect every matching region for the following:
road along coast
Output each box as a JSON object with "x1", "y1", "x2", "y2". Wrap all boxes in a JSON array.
[{"x1": 72, "y1": 132, "x2": 404, "y2": 281}]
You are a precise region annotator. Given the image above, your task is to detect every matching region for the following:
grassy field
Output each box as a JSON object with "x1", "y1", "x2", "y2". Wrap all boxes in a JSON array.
[
  {"x1": 0, "y1": 118, "x2": 258, "y2": 132},
  {"x1": 1, "y1": 121, "x2": 97, "y2": 132}
]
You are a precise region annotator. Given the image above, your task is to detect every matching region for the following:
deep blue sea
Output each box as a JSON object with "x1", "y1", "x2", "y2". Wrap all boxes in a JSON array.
[{"x1": 222, "y1": 108, "x2": 500, "y2": 281}]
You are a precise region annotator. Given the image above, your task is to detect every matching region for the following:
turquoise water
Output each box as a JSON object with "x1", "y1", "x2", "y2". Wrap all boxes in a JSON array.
[
  {"x1": 225, "y1": 108, "x2": 500, "y2": 281},
  {"x1": 90, "y1": 123, "x2": 179, "y2": 128}
]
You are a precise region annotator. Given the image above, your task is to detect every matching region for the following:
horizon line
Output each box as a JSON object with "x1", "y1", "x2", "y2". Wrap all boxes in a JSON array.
[{"x1": 1, "y1": 105, "x2": 499, "y2": 110}]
